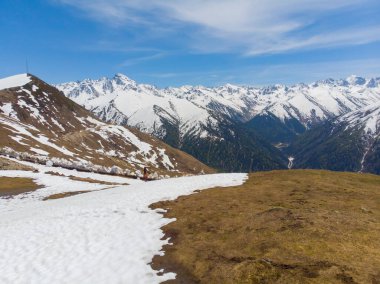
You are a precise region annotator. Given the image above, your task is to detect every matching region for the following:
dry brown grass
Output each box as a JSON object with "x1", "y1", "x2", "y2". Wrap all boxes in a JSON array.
[
  {"x1": 0, "y1": 156, "x2": 34, "y2": 171},
  {"x1": 151, "y1": 170, "x2": 380, "y2": 284},
  {"x1": 43, "y1": 190, "x2": 91, "y2": 200},
  {"x1": 43, "y1": 185, "x2": 120, "y2": 200},
  {"x1": 45, "y1": 172, "x2": 128, "y2": 185},
  {"x1": 0, "y1": 177, "x2": 40, "y2": 198}
]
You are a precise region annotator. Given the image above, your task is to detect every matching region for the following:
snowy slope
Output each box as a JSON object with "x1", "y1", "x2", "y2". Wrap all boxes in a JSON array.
[
  {"x1": 0, "y1": 74, "x2": 31, "y2": 91},
  {"x1": 57, "y1": 74, "x2": 380, "y2": 140},
  {"x1": 338, "y1": 103, "x2": 380, "y2": 172},
  {"x1": 57, "y1": 74, "x2": 219, "y2": 140},
  {"x1": 0, "y1": 74, "x2": 212, "y2": 177},
  {"x1": 0, "y1": 171, "x2": 247, "y2": 284},
  {"x1": 338, "y1": 103, "x2": 380, "y2": 136}
]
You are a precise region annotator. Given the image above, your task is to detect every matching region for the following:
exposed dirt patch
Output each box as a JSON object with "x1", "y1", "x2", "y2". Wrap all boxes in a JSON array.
[
  {"x1": 151, "y1": 170, "x2": 380, "y2": 283},
  {"x1": 0, "y1": 177, "x2": 41, "y2": 198}
]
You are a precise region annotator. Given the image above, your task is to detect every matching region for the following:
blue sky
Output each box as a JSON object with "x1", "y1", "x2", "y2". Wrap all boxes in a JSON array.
[{"x1": 1, "y1": 0, "x2": 380, "y2": 87}]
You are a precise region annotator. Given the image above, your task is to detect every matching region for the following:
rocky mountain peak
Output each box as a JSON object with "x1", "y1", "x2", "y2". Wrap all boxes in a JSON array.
[
  {"x1": 113, "y1": 73, "x2": 137, "y2": 87},
  {"x1": 346, "y1": 75, "x2": 366, "y2": 86}
]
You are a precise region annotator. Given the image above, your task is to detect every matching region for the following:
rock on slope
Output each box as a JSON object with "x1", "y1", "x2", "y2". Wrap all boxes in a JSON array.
[{"x1": 0, "y1": 74, "x2": 213, "y2": 177}]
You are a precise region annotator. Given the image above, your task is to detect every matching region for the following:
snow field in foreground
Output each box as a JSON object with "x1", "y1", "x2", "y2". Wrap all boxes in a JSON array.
[{"x1": 0, "y1": 172, "x2": 247, "y2": 284}]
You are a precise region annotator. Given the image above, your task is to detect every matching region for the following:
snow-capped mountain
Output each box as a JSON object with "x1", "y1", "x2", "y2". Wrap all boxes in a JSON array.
[
  {"x1": 57, "y1": 74, "x2": 380, "y2": 143},
  {"x1": 56, "y1": 74, "x2": 380, "y2": 172},
  {"x1": 290, "y1": 102, "x2": 380, "y2": 174},
  {"x1": 58, "y1": 74, "x2": 295, "y2": 172},
  {"x1": 0, "y1": 74, "x2": 213, "y2": 177},
  {"x1": 338, "y1": 102, "x2": 380, "y2": 137},
  {"x1": 337, "y1": 103, "x2": 380, "y2": 173},
  {"x1": 57, "y1": 74, "x2": 220, "y2": 141}
]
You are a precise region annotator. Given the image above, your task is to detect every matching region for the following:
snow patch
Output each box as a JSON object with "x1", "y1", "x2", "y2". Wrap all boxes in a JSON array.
[
  {"x1": 0, "y1": 172, "x2": 247, "y2": 283},
  {"x1": 30, "y1": 147, "x2": 49, "y2": 156},
  {"x1": 0, "y1": 103, "x2": 17, "y2": 118},
  {"x1": 0, "y1": 74, "x2": 31, "y2": 91}
]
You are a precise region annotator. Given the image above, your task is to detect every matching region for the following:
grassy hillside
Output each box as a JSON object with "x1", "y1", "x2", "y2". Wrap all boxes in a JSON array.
[
  {"x1": 151, "y1": 170, "x2": 380, "y2": 283},
  {"x1": 0, "y1": 157, "x2": 34, "y2": 171},
  {"x1": 0, "y1": 75, "x2": 214, "y2": 177}
]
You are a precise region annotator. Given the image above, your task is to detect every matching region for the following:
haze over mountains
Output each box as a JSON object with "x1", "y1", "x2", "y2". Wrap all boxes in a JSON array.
[{"x1": 57, "y1": 74, "x2": 380, "y2": 174}]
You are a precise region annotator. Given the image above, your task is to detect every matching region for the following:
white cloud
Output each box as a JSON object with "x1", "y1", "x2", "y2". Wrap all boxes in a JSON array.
[
  {"x1": 54, "y1": 0, "x2": 380, "y2": 55},
  {"x1": 54, "y1": 0, "x2": 150, "y2": 26},
  {"x1": 119, "y1": 52, "x2": 165, "y2": 67},
  {"x1": 246, "y1": 26, "x2": 380, "y2": 55}
]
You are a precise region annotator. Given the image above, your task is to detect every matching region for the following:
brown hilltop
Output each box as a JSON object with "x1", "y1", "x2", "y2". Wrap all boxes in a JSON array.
[{"x1": 0, "y1": 74, "x2": 214, "y2": 177}]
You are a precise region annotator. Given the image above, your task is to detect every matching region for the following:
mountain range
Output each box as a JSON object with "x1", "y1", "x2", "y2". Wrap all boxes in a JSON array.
[
  {"x1": 57, "y1": 74, "x2": 380, "y2": 174},
  {"x1": 0, "y1": 74, "x2": 213, "y2": 178}
]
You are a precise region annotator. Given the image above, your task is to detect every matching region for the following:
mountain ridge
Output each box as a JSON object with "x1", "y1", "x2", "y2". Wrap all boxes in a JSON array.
[
  {"x1": 0, "y1": 74, "x2": 213, "y2": 177},
  {"x1": 56, "y1": 73, "x2": 380, "y2": 135},
  {"x1": 56, "y1": 73, "x2": 380, "y2": 172}
]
